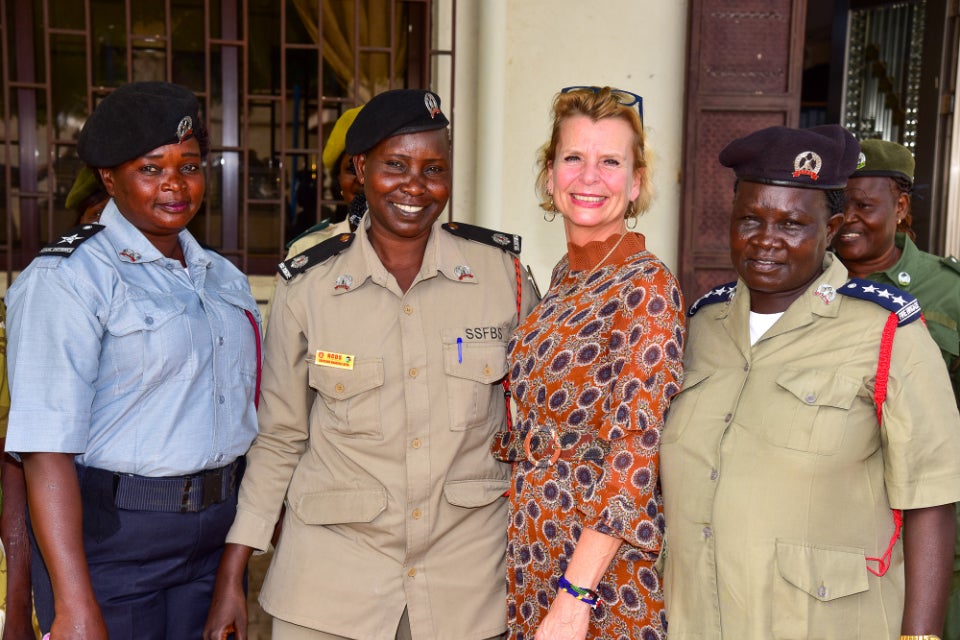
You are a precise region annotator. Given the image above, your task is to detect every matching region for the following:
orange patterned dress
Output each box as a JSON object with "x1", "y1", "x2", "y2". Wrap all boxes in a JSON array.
[{"x1": 501, "y1": 233, "x2": 685, "y2": 639}]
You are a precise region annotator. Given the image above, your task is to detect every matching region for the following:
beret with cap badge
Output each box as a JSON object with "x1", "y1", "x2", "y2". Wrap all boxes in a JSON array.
[
  {"x1": 719, "y1": 124, "x2": 860, "y2": 190},
  {"x1": 851, "y1": 138, "x2": 915, "y2": 184},
  {"x1": 77, "y1": 81, "x2": 202, "y2": 169},
  {"x1": 345, "y1": 89, "x2": 449, "y2": 156}
]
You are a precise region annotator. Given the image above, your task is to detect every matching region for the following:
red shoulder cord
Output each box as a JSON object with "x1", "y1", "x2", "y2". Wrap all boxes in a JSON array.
[
  {"x1": 244, "y1": 309, "x2": 262, "y2": 409},
  {"x1": 501, "y1": 257, "x2": 522, "y2": 497},
  {"x1": 865, "y1": 312, "x2": 903, "y2": 577}
]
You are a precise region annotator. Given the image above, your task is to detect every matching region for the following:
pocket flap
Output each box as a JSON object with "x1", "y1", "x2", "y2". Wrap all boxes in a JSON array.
[
  {"x1": 309, "y1": 358, "x2": 384, "y2": 399},
  {"x1": 443, "y1": 478, "x2": 510, "y2": 508},
  {"x1": 290, "y1": 488, "x2": 386, "y2": 524},
  {"x1": 775, "y1": 539, "x2": 869, "y2": 601},
  {"x1": 109, "y1": 294, "x2": 186, "y2": 336},
  {"x1": 679, "y1": 369, "x2": 711, "y2": 391},
  {"x1": 218, "y1": 288, "x2": 262, "y2": 319},
  {"x1": 776, "y1": 369, "x2": 861, "y2": 409}
]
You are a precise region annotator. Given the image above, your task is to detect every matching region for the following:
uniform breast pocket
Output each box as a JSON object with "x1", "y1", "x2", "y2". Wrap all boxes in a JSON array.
[
  {"x1": 106, "y1": 293, "x2": 196, "y2": 388},
  {"x1": 770, "y1": 369, "x2": 862, "y2": 454},
  {"x1": 308, "y1": 358, "x2": 385, "y2": 439},
  {"x1": 441, "y1": 329, "x2": 508, "y2": 431},
  {"x1": 660, "y1": 370, "x2": 712, "y2": 444}
]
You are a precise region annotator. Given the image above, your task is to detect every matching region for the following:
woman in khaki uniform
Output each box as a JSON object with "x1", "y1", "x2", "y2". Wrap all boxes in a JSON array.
[
  {"x1": 661, "y1": 125, "x2": 960, "y2": 639},
  {"x1": 203, "y1": 89, "x2": 538, "y2": 640}
]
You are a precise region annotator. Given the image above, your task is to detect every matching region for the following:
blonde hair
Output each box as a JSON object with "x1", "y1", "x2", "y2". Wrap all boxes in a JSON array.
[{"x1": 535, "y1": 87, "x2": 653, "y2": 218}]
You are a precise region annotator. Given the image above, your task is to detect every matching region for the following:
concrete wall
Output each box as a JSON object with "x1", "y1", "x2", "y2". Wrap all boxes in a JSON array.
[{"x1": 450, "y1": 0, "x2": 689, "y2": 287}]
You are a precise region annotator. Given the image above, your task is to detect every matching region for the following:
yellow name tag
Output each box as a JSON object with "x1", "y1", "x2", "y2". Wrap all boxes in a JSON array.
[{"x1": 314, "y1": 350, "x2": 355, "y2": 369}]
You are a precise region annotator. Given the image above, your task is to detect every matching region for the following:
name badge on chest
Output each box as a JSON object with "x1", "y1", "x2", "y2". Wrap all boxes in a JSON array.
[{"x1": 314, "y1": 350, "x2": 355, "y2": 370}]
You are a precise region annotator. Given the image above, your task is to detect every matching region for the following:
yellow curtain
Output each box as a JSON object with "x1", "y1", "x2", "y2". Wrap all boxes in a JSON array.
[{"x1": 290, "y1": 0, "x2": 409, "y2": 102}]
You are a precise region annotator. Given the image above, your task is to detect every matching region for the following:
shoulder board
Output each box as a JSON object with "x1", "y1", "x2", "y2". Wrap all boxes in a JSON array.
[
  {"x1": 442, "y1": 221, "x2": 521, "y2": 254},
  {"x1": 277, "y1": 232, "x2": 354, "y2": 281},
  {"x1": 39, "y1": 223, "x2": 105, "y2": 258},
  {"x1": 285, "y1": 219, "x2": 332, "y2": 250},
  {"x1": 838, "y1": 278, "x2": 921, "y2": 326},
  {"x1": 941, "y1": 255, "x2": 960, "y2": 276},
  {"x1": 687, "y1": 282, "x2": 737, "y2": 317}
]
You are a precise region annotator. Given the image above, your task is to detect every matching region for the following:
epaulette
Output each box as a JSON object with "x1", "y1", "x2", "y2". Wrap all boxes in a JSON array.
[
  {"x1": 687, "y1": 282, "x2": 737, "y2": 317},
  {"x1": 838, "y1": 278, "x2": 921, "y2": 326},
  {"x1": 941, "y1": 255, "x2": 960, "y2": 276},
  {"x1": 442, "y1": 221, "x2": 521, "y2": 254},
  {"x1": 285, "y1": 219, "x2": 332, "y2": 250},
  {"x1": 39, "y1": 223, "x2": 105, "y2": 257},
  {"x1": 277, "y1": 232, "x2": 354, "y2": 281}
]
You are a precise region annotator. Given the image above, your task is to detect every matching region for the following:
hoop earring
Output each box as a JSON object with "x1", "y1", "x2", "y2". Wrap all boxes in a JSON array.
[
  {"x1": 543, "y1": 209, "x2": 557, "y2": 223},
  {"x1": 626, "y1": 215, "x2": 638, "y2": 230}
]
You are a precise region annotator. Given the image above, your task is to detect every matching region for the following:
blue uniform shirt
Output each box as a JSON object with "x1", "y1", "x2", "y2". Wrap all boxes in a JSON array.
[{"x1": 5, "y1": 201, "x2": 260, "y2": 476}]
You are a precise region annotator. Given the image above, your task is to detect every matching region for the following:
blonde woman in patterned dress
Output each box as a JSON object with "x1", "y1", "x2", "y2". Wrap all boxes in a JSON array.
[{"x1": 492, "y1": 87, "x2": 685, "y2": 640}]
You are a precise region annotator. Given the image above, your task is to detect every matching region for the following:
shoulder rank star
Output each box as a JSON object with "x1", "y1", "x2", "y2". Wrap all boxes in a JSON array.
[
  {"x1": 59, "y1": 233, "x2": 83, "y2": 245},
  {"x1": 453, "y1": 265, "x2": 474, "y2": 281},
  {"x1": 334, "y1": 274, "x2": 353, "y2": 291}
]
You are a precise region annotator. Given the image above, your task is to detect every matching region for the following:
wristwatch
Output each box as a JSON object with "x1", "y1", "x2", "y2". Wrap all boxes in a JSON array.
[{"x1": 900, "y1": 635, "x2": 942, "y2": 640}]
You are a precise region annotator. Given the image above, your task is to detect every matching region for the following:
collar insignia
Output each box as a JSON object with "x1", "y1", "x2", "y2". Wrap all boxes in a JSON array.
[
  {"x1": 453, "y1": 265, "x2": 474, "y2": 281},
  {"x1": 814, "y1": 283, "x2": 836, "y2": 304},
  {"x1": 334, "y1": 274, "x2": 353, "y2": 291},
  {"x1": 120, "y1": 248, "x2": 141, "y2": 262}
]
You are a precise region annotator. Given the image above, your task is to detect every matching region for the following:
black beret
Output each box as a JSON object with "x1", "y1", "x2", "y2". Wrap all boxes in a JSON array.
[
  {"x1": 77, "y1": 82, "x2": 201, "y2": 168},
  {"x1": 719, "y1": 124, "x2": 860, "y2": 190},
  {"x1": 852, "y1": 138, "x2": 915, "y2": 184},
  {"x1": 345, "y1": 89, "x2": 449, "y2": 155}
]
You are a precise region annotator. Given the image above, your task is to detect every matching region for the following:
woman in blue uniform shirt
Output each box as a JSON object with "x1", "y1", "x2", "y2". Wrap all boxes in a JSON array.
[{"x1": 4, "y1": 82, "x2": 261, "y2": 640}]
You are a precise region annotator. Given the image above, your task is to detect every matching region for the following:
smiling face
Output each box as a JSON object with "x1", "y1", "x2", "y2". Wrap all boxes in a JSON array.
[
  {"x1": 547, "y1": 115, "x2": 642, "y2": 245},
  {"x1": 730, "y1": 181, "x2": 844, "y2": 313},
  {"x1": 354, "y1": 128, "x2": 451, "y2": 243},
  {"x1": 834, "y1": 176, "x2": 906, "y2": 277},
  {"x1": 99, "y1": 138, "x2": 204, "y2": 249}
]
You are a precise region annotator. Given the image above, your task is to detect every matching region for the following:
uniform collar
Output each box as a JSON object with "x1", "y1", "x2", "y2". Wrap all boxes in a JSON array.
[
  {"x1": 332, "y1": 217, "x2": 478, "y2": 296},
  {"x1": 874, "y1": 232, "x2": 929, "y2": 288},
  {"x1": 99, "y1": 200, "x2": 209, "y2": 268},
  {"x1": 725, "y1": 253, "x2": 848, "y2": 348}
]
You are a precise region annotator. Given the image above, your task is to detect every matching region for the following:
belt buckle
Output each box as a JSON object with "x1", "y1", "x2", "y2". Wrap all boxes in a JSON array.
[
  {"x1": 523, "y1": 428, "x2": 561, "y2": 468},
  {"x1": 200, "y1": 467, "x2": 224, "y2": 509}
]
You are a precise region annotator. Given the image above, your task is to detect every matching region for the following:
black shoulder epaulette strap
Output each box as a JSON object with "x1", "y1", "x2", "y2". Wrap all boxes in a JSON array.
[
  {"x1": 687, "y1": 282, "x2": 737, "y2": 317},
  {"x1": 277, "y1": 232, "x2": 355, "y2": 281},
  {"x1": 941, "y1": 255, "x2": 960, "y2": 276},
  {"x1": 39, "y1": 223, "x2": 105, "y2": 257},
  {"x1": 442, "y1": 221, "x2": 521, "y2": 254},
  {"x1": 838, "y1": 278, "x2": 921, "y2": 326}
]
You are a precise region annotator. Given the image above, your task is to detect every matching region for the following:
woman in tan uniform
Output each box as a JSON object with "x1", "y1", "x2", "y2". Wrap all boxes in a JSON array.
[{"x1": 661, "y1": 125, "x2": 960, "y2": 639}]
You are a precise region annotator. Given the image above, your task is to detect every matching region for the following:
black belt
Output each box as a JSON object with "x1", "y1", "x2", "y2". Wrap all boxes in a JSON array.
[{"x1": 81, "y1": 459, "x2": 242, "y2": 514}]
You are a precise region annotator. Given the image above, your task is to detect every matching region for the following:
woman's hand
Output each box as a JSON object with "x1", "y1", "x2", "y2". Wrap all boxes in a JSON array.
[
  {"x1": 203, "y1": 543, "x2": 255, "y2": 640},
  {"x1": 534, "y1": 591, "x2": 592, "y2": 640},
  {"x1": 48, "y1": 594, "x2": 109, "y2": 640}
]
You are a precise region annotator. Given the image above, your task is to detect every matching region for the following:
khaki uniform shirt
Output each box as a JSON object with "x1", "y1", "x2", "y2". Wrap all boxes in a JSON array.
[
  {"x1": 227, "y1": 218, "x2": 538, "y2": 639},
  {"x1": 661, "y1": 255, "x2": 960, "y2": 639}
]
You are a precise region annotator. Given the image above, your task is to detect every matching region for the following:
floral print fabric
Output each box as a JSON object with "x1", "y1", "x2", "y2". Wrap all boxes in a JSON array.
[{"x1": 504, "y1": 236, "x2": 685, "y2": 640}]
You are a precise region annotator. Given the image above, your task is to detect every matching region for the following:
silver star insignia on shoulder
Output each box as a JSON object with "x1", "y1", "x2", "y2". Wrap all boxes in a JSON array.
[
  {"x1": 58, "y1": 234, "x2": 83, "y2": 245},
  {"x1": 862, "y1": 284, "x2": 879, "y2": 293}
]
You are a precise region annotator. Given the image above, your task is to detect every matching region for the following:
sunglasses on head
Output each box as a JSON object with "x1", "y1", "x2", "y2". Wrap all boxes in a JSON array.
[{"x1": 561, "y1": 86, "x2": 644, "y2": 126}]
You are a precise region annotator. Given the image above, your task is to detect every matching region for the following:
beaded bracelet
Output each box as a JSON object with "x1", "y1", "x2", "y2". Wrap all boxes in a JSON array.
[{"x1": 558, "y1": 574, "x2": 600, "y2": 608}]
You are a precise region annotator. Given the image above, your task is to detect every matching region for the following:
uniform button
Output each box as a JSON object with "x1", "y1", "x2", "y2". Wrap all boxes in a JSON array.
[
  {"x1": 743, "y1": 363, "x2": 749, "y2": 372},
  {"x1": 724, "y1": 413, "x2": 732, "y2": 423},
  {"x1": 218, "y1": 336, "x2": 224, "y2": 346},
  {"x1": 804, "y1": 393, "x2": 817, "y2": 404},
  {"x1": 218, "y1": 395, "x2": 225, "y2": 404},
  {"x1": 710, "y1": 468, "x2": 719, "y2": 480},
  {"x1": 411, "y1": 438, "x2": 422, "y2": 449},
  {"x1": 817, "y1": 584, "x2": 827, "y2": 599},
  {"x1": 145, "y1": 316, "x2": 154, "y2": 325},
  {"x1": 407, "y1": 568, "x2": 417, "y2": 577},
  {"x1": 483, "y1": 366, "x2": 492, "y2": 376},
  {"x1": 216, "y1": 454, "x2": 224, "y2": 462},
  {"x1": 335, "y1": 383, "x2": 345, "y2": 393},
  {"x1": 409, "y1": 368, "x2": 418, "y2": 378},
  {"x1": 703, "y1": 526, "x2": 713, "y2": 539},
  {"x1": 403, "y1": 304, "x2": 414, "y2": 315},
  {"x1": 412, "y1": 508, "x2": 422, "y2": 519}
]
